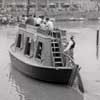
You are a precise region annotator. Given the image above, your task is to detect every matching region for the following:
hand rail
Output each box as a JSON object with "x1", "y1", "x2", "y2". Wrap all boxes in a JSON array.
[{"x1": 63, "y1": 53, "x2": 76, "y2": 67}]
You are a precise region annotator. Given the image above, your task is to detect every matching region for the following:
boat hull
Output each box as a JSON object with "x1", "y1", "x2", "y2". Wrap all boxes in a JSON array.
[{"x1": 9, "y1": 51, "x2": 73, "y2": 84}]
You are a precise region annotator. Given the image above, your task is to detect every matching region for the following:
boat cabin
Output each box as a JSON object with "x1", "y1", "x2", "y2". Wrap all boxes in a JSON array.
[{"x1": 14, "y1": 22, "x2": 74, "y2": 68}]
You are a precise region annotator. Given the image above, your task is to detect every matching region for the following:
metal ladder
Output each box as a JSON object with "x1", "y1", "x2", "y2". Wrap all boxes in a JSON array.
[{"x1": 51, "y1": 31, "x2": 64, "y2": 67}]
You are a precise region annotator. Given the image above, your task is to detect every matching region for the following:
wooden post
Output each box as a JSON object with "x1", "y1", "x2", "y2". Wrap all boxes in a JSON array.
[
  {"x1": 68, "y1": 64, "x2": 84, "y2": 93},
  {"x1": 68, "y1": 65, "x2": 79, "y2": 87},
  {"x1": 77, "y1": 70, "x2": 85, "y2": 93},
  {"x1": 96, "y1": 30, "x2": 99, "y2": 59}
]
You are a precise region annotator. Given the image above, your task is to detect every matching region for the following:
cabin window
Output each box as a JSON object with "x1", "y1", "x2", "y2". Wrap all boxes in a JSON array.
[
  {"x1": 16, "y1": 33, "x2": 23, "y2": 48},
  {"x1": 35, "y1": 42, "x2": 43, "y2": 59},
  {"x1": 24, "y1": 37, "x2": 33, "y2": 56}
]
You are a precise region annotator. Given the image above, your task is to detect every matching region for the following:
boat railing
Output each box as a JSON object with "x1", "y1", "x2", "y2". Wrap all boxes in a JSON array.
[
  {"x1": 19, "y1": 22, "x2": 67, "y2": 40},
  {"x1": 37, "y1": 27, "x2": 66, "y2": 38},
  {"x1": 64, "y1": 53, "x2": 81, "y2": 71},
  {"x1": 63, "y1": 53, "x2": 76, "y2": 68}
]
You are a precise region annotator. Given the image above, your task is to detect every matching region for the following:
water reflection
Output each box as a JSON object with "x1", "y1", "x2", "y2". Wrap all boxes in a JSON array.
[{"x1": 9, "y1": 64, "x2": 83, "y2": 100}]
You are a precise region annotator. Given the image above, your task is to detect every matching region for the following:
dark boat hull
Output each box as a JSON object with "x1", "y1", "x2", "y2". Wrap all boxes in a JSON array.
[{"x1": 9, "y1": 51, "x2": 73, "y2": 84}]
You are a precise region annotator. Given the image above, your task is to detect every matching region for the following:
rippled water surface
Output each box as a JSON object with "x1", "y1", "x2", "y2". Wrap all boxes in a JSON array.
[{"x1": 0, "y1": 21, "x2": 100, "y2": 100}]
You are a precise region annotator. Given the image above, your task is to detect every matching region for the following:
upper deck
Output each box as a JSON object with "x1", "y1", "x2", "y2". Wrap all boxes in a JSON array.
[{"x1": 18, "y1": 23, "x2": 67, "y2": 40}]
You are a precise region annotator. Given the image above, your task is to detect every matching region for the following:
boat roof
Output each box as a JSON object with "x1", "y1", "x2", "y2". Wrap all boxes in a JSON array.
[{"x1": 19, "y1": 23, "x2": 67, "y2": 39}]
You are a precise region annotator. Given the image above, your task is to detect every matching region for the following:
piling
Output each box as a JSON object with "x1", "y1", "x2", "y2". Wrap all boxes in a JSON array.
[{"x1": 96, "y1": 30, "x2": 99, "y2": 59}]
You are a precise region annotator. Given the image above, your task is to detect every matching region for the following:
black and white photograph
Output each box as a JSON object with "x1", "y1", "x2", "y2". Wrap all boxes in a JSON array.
[{"x1": 0, "y1": 0, "x2": 100, "y2": 100}]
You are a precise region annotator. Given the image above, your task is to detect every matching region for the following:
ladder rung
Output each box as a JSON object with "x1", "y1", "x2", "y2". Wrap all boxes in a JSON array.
[
  {"x1": 54, "y1": 58, "x2": 62, "y2": 62},
  {"x1": 52, "y1": 48, "x2": 60, "y2": 52},
  {"x1": 51, "y1": 42, "x2": 59, "y2": 44},
  {"x1": 52, "y1": 52, "x2": 61, "y2": 53},
  {"x1": 53, "y1": 35, "x2": 60, "y2": 38},
  {"x1": 51, "y1": 39, "x2": 59, "y2": 42},
  {"x1": 51, "y1": 43, "x2": 59, "y2": 47},
  {"x1": 55, "y1": 63, "x2": 63, "y2": 67},
  {"x1": 51, "y1": 47, "x2": 59, "y2": 49},
  {"x1": 55, "y1": 62, "x2": 63, "y2": 64},
  {"x1": 54, "y1": 57, "x2": 62, "y2": 59},
  {"x1": 53, "y1": 53, "x2": 61, "y2": 57}
]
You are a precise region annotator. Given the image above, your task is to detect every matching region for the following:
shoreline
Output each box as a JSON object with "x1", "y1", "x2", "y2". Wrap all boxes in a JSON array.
[{"x1": 37, "y1": 10, "x2": 100, "y2": 21}]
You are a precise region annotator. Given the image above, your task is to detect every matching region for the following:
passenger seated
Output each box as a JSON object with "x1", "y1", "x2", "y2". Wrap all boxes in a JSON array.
[{"x1": 45, "y1": 18, "x2": 54, "y2": 31}]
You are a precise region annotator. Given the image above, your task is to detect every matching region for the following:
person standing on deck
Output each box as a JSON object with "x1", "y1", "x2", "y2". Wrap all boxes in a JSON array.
[
  {"x1": 45, "y1": 18, "x2": 54, "y2": 31},
  {"x1": 35, "y1": 16, "x2": 42, "y2": 26},
  {"x1": 40, "y1": 16, "x2": 46, "y2": 30},
  {"x1": 33, "y1": 14, "x2": 37, "y2": 25},
  {"x1": 63, "y1": 36, "x2": 75, "y2": 59}
]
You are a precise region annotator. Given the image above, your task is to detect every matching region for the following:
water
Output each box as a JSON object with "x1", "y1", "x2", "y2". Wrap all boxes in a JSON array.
[
  {"x1": 56, "y1": 20, "x2": 100, "y2": 29},
  {"x1": 0, "y1": 21, "x2": 100, "y2": 100}
]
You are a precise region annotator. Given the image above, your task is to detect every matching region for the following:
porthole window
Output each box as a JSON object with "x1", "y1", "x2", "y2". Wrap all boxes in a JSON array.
[{"x1": 35, "y1": 42, "x2": 43, "y2": 59}]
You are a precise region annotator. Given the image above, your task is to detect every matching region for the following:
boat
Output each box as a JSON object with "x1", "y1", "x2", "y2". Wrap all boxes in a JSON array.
[{"x1": 9, "y1": 19, "x2": 84, "y2": 92}]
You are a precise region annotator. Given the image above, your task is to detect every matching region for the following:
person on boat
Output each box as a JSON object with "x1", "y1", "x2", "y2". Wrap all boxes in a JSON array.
[
  {"x1": 2, "y1": 16, "x2": 7, "y2": 24},
  {"x1": 24, "y1": 16, "x2": 28, "y2": 22},
  {"x1": 63, "y1": 36, "x2": 75, "y2": 59},
  {"x1": 45, "y1": 17, "x2": 54, "y2": 31},
  {"x1": 35, "y1": 16, "x2": 42, "y2": 26},
  {"x1": 40, "y1": 16, "x2": 46, "y2": 30},
  {"x1": 25, "y1": 15, "x2": 34, "y2": 25},
  {"x1": 33, "y1": 14, "x2": 37, "y2": 25},
  {"x1": 21, "y1": 15, "x2": 25, "y2": 24}
]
